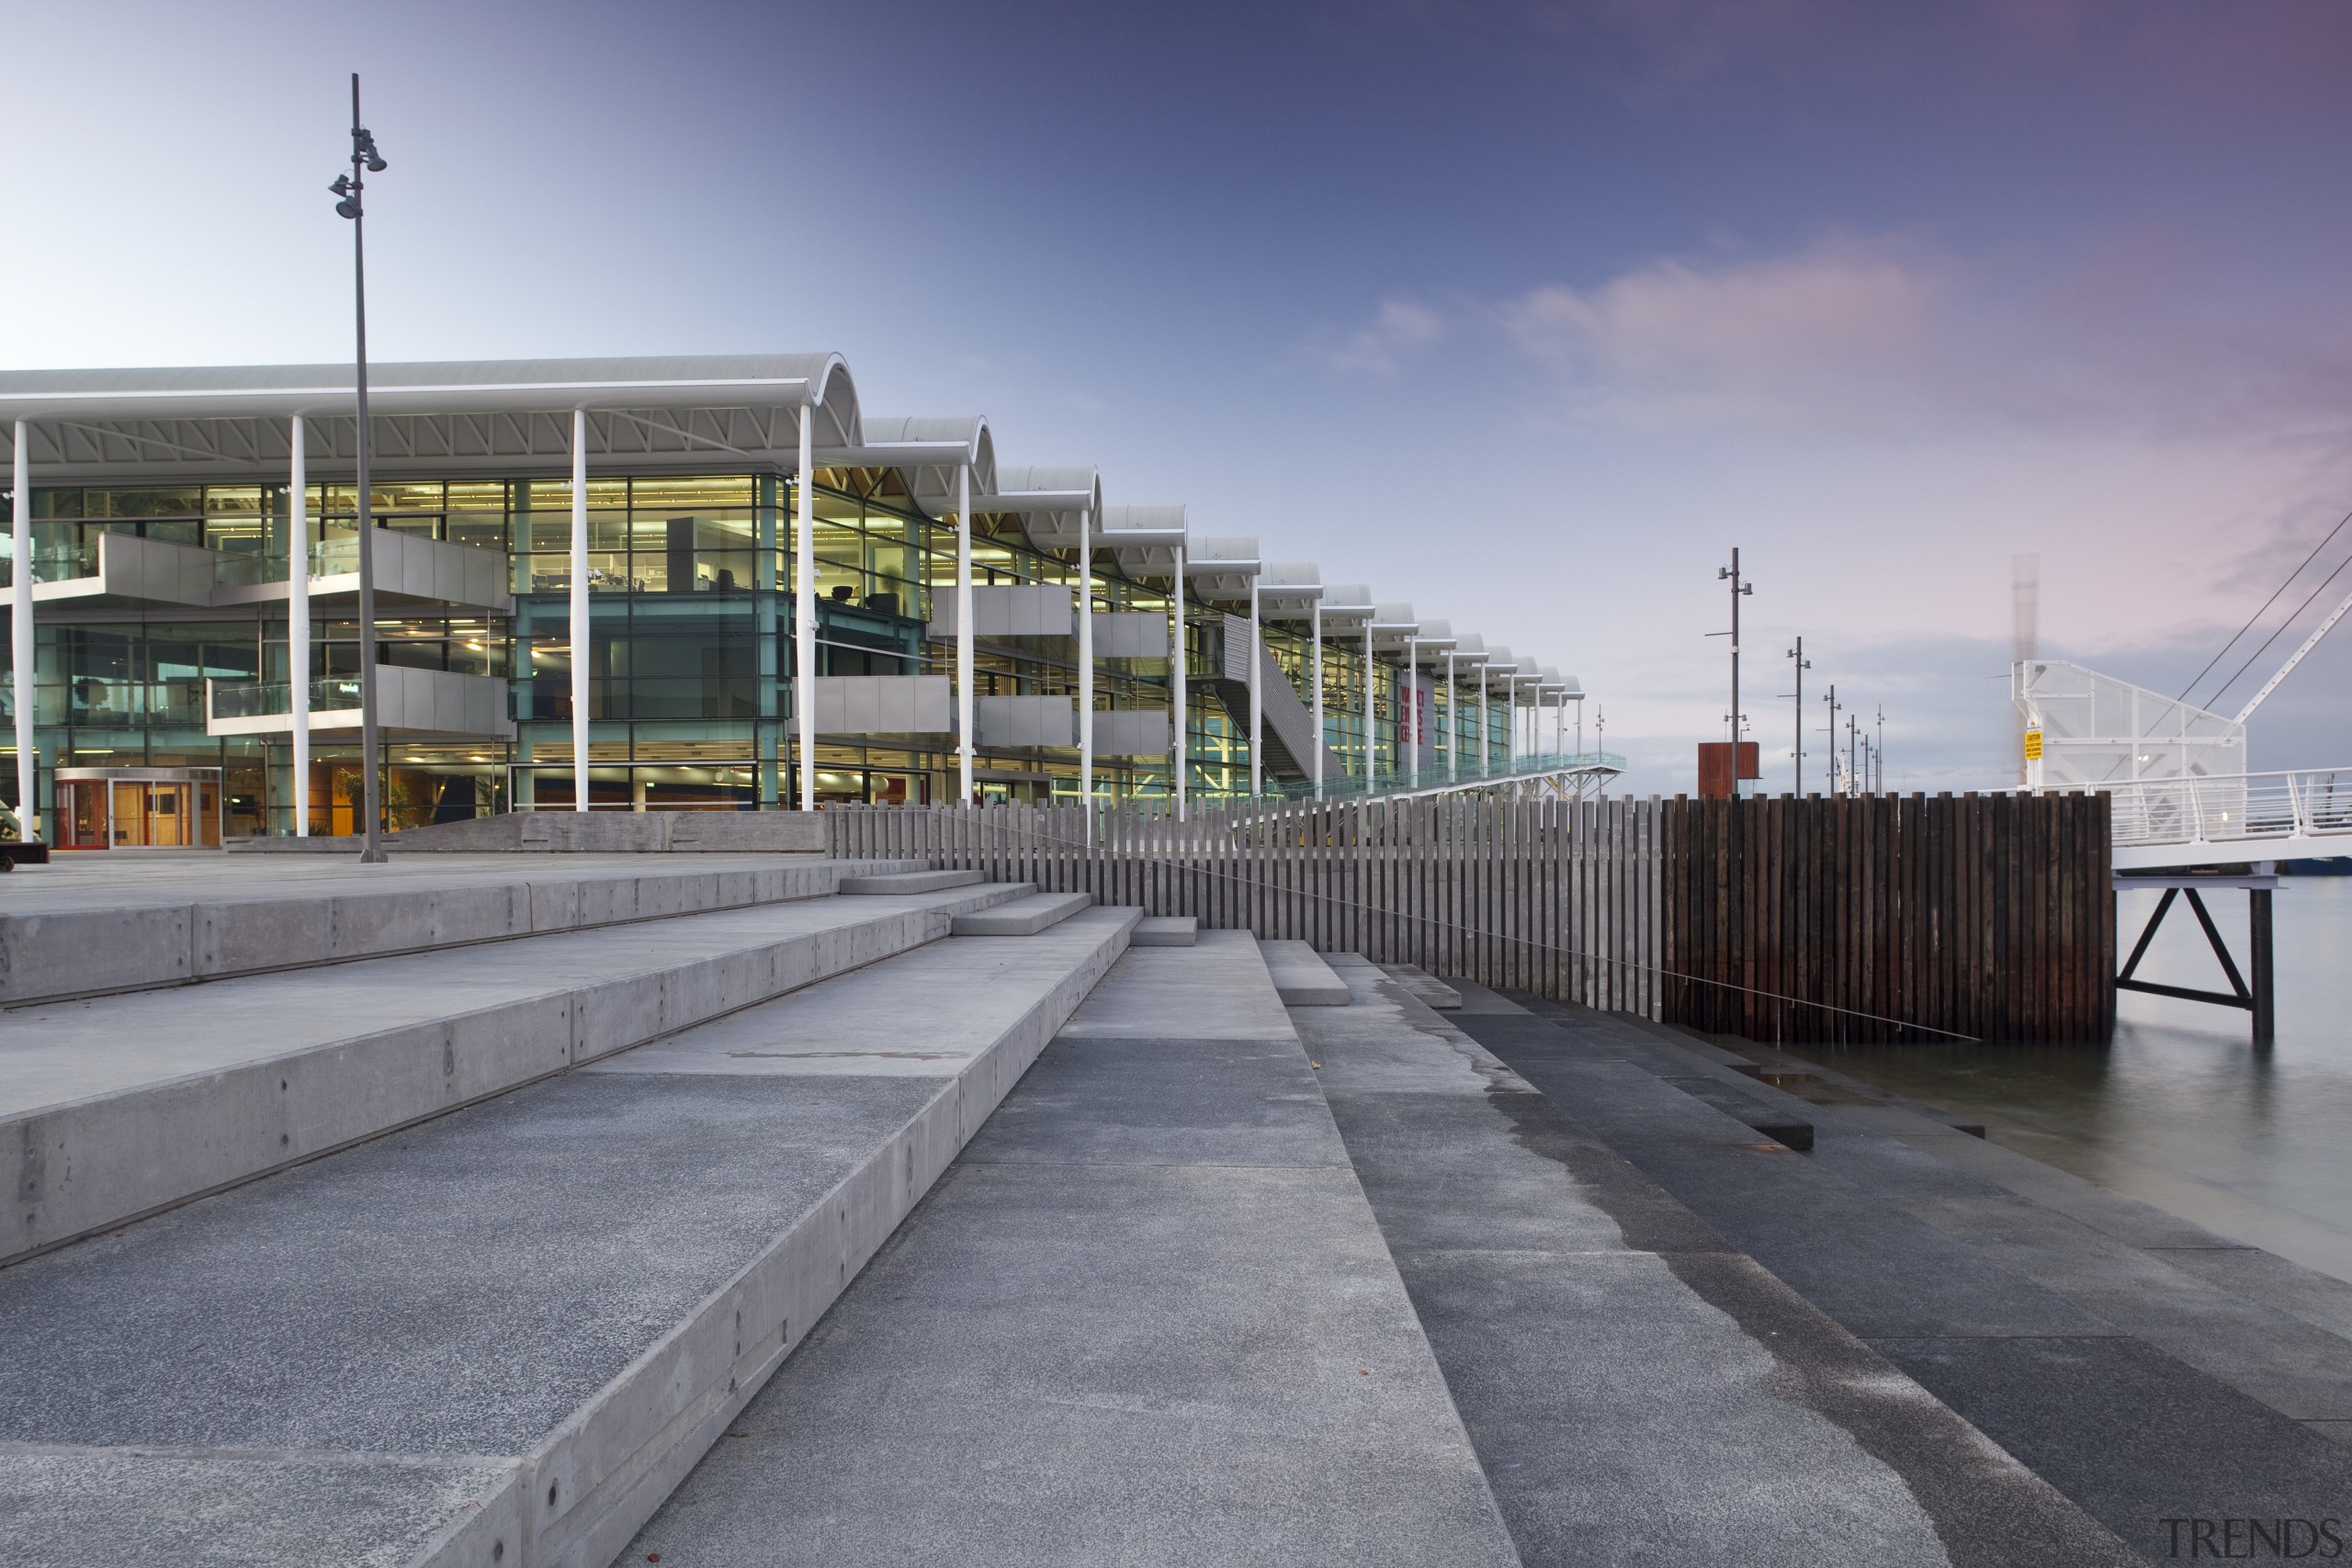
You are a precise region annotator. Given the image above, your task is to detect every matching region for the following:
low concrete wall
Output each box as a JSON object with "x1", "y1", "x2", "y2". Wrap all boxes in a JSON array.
[
  {"x1": 391, "y1": 813, "x2": 831, "y2": 854},
  {"x1": 0, "y1": 858, "x2": 919, "y2": 1006}
]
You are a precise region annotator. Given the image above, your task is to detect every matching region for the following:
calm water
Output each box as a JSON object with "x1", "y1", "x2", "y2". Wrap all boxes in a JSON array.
[{"x1": 1803, "y1": 877, "x2": 2352, "y2": 1285}]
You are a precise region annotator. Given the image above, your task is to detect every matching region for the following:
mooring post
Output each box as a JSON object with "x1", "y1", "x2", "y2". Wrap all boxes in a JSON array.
[{"x1": 2249, "y1": 883, "x2": 2276, "y2": 1045}]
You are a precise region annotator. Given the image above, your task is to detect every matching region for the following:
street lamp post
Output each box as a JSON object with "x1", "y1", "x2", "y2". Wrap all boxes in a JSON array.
[
  {"x1": 329, "y1": 73, "x2": 390, "y2": 863},
  {"x1": 1822, "y1": 683, "x2": 1841, "y2": 795},
  {"x1": 1716, "y1": 548, "x2": 1754, "y2": 748},
  {"x1": 1787, "y1": 636, "x2": 1810, "y2": 794}
]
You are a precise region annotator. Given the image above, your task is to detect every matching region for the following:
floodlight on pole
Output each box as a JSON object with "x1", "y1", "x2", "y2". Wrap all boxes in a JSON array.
[
  {"x1": 1787, "y1": 637, "x2": 1811, "y2": 795},
  {"x1": 331, "y1": 73, "x2": 389, "y2": 864},
  {"x1": 1717, "y1": 548, "x2": 1754, "y2": 747}
]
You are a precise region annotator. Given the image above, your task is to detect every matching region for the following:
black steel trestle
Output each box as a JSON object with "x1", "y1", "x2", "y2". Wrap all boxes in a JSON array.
[{"x1": 2116, "y1": 883, "x2": 2276, "y2": 1043}]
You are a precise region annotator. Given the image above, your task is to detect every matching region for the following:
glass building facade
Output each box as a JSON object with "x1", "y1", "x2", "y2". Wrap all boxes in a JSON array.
[{"x1": 0, "y1": 355, "x2": 1574, "y2": 840}]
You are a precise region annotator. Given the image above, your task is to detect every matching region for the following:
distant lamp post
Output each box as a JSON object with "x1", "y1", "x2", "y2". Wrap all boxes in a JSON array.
[
  {"x1": 1787, "y1": 637, "x2": 1811, "y2": 794},
  {"x1": 1715, "y1": 548, "x2": 1754, "y2": 745},
  {"x1": 329, "y1": 73, "x2": 389, "y2": 863}
]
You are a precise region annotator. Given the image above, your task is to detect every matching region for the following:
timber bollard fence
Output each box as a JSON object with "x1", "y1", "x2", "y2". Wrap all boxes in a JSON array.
[{"x1": 826, "y1": 791, "x2": 2114, "y2": 1043}]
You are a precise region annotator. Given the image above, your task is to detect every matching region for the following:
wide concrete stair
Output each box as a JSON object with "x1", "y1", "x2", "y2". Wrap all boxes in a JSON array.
[
  {"x1": 626, "y1": 930, "x2": 1519, "y2": 1568},
  {"x1": 18, "y1": 888, "x2": 2352, "y2": 1568},
  {"x1": 1297, "y1": 960, "x2": 2139, "y2": 1567},
  {"x1": 0, "y1": 880, "x2": 1145, "y2": 1567},
  {"x1": 0, "y1": 852, "x2": 921, "y2": 1004},
  {"x1": 1432, "y1": 980, "x2": 2352, "y2": 1564},
  {"x1": 0, "y1": 857, "x2": 1019, "y2": 1263}
]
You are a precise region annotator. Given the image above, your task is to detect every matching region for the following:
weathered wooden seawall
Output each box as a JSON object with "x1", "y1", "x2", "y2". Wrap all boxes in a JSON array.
[
  {"x1": 1659, "y1": 792, "x2": 2114, "y2": 1043},
  {"x1": 827, "y1": 790, "x2": 2114, "y2": 1043}
]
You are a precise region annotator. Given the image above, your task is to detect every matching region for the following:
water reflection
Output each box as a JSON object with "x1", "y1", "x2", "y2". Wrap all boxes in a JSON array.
[{"x1": 1801, "y1": 877, "x2": 2352, "y2": 1285}]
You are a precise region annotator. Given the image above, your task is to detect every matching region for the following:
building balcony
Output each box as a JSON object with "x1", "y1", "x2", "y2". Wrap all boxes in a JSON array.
[
  {"x1": 210, "y1": 531, "x2": 512, "y2": 614},
  {"x1": 205, "y1": 668, "x2": 514, "y2": 740},
  {"x1": 7, "y1": 530, "x2": 509, "y2": 614},
  {"x1": 21, "y1": 533, "x2": 220, "y2": 610}
]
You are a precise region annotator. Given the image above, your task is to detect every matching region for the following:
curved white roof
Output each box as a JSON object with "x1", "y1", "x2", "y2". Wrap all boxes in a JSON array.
[
  {"x1": 831, "y1": 415, "x2": 994, "y2": 522},
  {"x1": 1100, "y1": 504, "x2": 1186, "y2": 575},
  {"x1": 983, "y1": 465, "x2": 1102, "y2": 554},
  {"x1": 0, "y1": 353, "x2": 1587, "y2": 709},
  {"x1": 0, "y1": 353, "x2": 861, "y2": 479}
]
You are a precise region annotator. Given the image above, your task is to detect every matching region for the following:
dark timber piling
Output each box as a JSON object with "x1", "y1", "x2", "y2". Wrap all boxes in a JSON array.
[{"x1": 828, "y1": 789, "x2": 2116, "y2": 1045}]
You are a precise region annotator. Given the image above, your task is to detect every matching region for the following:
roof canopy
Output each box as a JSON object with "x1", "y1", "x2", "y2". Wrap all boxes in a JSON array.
[
  {"x1": 0, "y1": 354, "x2": 1585, "y2": 712},
  {"x1": 0, "y1": 355, "x2": 862, "y2": 481}
]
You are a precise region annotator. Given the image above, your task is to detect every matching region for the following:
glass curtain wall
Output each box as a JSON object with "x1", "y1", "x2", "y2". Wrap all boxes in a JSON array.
[{"x1": 3, "y1": 469, "x2": 1246, "y2": 831}]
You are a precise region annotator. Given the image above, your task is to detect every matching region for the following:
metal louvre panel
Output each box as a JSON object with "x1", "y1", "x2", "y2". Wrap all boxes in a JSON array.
[
  {"x1": 812, "y1": 675, "x2": 954, "y2": 735},
  {"x1": 1091, "y1": 612, "x2": 1169, "y2": 660},
  {"x1": 1091, "y1": 709, "x2": 1171, "y2": 757},
  {"x1": 976, "y1": 694, "x2": 1077, "y2": 747}
]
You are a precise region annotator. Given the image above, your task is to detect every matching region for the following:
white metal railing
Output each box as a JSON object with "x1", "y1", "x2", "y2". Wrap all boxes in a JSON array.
[{"x1": 2080, "y1": 769, "x2": 2352, "y2": 849}]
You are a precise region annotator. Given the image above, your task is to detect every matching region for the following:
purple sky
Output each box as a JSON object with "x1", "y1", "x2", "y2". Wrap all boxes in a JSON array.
[{"x1": 6, "y1": 0, "x2": 2351, "y2": 789}]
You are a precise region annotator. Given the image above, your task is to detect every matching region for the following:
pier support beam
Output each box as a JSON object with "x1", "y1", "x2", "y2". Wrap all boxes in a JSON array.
[{"x1": 2113, "y1": 868, "x2": 2278, "y2": 1043}]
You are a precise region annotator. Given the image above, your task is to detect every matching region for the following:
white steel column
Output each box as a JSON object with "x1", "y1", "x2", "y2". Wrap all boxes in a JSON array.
[
  {"x1": 1406, "y1": 638, "x2": 1420, "y2": 789},
  {"x1": 12, "y1": 422, "x2": 33, "y2": 840},
  {"x1": 955, "y1": 463, "x2": 974, "y2": 805},
  {"x1": 570, "y1": 409, "x2": 590, "y2": 812},
  {"x1": 289, "y1": 419, "x2": 311, "y2": 836},
  {"x1": 796, "y1": 405, "x2": 817, "y2": 810},
  {"x1": 1078, "y1": 506, "x2": 1093, "y2": 827},
  {"x1": 1172, "y1": 547, "x2": 1187, "y2": 820},
  {"x1": 1507, "y1": 679, "x2": 1521, "y2": 773},
  {"x1": 1310, "y1": 611, "x2": 1324, "y2": 799},
  {"x1": 1362, "y1": 620, "x2": 1374, "y2": 786},
  {"x1": 1477, "y1": 678, "x2": 1489, "y2": 778},
  {"x1": 1248, "y1": 582, "x2": 1262, "y2": 798},
  {"x1": 1430, "y1": 649, "x2": 1448, "y2": 780}
]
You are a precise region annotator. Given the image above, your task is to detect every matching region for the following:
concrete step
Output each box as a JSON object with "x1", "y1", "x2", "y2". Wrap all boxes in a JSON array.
[
  {"x1": 949, "y1": 890, "x2": 1095, "y2": 937},
  {"x1": 1302, "y1": 954, "x2": 2138, "y2": 1566},
  {"x1": 1449, "y1": 992, "x2": 2352, "y2": 1563},
  {"x1": 1128, "y1": 913, "x2": 1197, "y2": 946},
  {"x1": 1470, "y1": 986, "x2": 1816, "y2": 1151},
  {"x1": 1378, "y1": 962, "x2": 1460, "y2": 1009},
  {"x1": 1775, "y1": 1088, "x2": 2352, "y2": 1443},
  {"x1": 838, "y1": 867, "x2": 986, "y2": 896},
  {"x1": 0, "y1": 879, "x2": 1026, "y2": 1265},
  {"x1": 387, "y1": 810, "x2": 829, "y2": 853},
  {"x1": 627, "y1": 929, "x2": 1519, "y2": 1568},
  {"x1": 0, "y1": 908, "x2": 1141, "y2": 1568},
  {"x1": 1260, "y1": 938, "x2": 1351, "y2": 1006},
  {"x1": 0, "y1": 852, "x2": 925, "y2": 1007}
]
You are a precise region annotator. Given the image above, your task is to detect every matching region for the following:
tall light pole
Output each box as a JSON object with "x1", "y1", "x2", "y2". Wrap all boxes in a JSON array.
[
  {"x1": 1787, "y1": 636, "x2": 1810, "y2": 794},
  {"x1": 1822, "y1": 683, "x2": 1841, "y2": 795},
  {"x1": 1875, "y1": 705, "x2": 1886, "y2": 794},
  {"x1": 1716, "y1": 548, "x2": 1754, "y2": 749},
  {"x1": 329, "y1": 74, "x2": 389, "y2": 863}
]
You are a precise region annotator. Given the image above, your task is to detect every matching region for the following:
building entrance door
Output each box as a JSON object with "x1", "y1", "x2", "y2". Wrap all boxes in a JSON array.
[{"x1": 56, "y1": 768, "x2": 223, "y2": 850}]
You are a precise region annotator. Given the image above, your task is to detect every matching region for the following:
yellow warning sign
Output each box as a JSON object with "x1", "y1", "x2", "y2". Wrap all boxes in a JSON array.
[{"x1": 2023, "y1": 729, "x2": 2043, "y2": 761}]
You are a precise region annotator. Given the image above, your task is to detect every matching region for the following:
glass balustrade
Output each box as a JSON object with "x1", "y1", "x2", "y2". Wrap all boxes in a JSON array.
[{"x1": 207, "y1": 677, "x2": 367, "y2": 720}]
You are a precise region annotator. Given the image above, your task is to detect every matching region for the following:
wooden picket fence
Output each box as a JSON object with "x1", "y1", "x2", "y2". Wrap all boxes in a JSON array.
[
  {"x1": 825, "y1": 790, "x2": 2115, "y2": 1043},
  {"x1": 827, "y1": 794, "x2": 1662, "y2": 1015}
]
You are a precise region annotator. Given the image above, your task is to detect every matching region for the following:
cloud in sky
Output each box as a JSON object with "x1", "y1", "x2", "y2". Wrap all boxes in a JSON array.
[
  {"x1": 1474, "y1": 239, "x2": 2352, "y2": 446},
  {"x1": 1314, "y1": 297, "x2": 1447, "y2": 378},
  {"x1": 1499, "y1": 243, "x2": 1941, "y2": 433}
]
